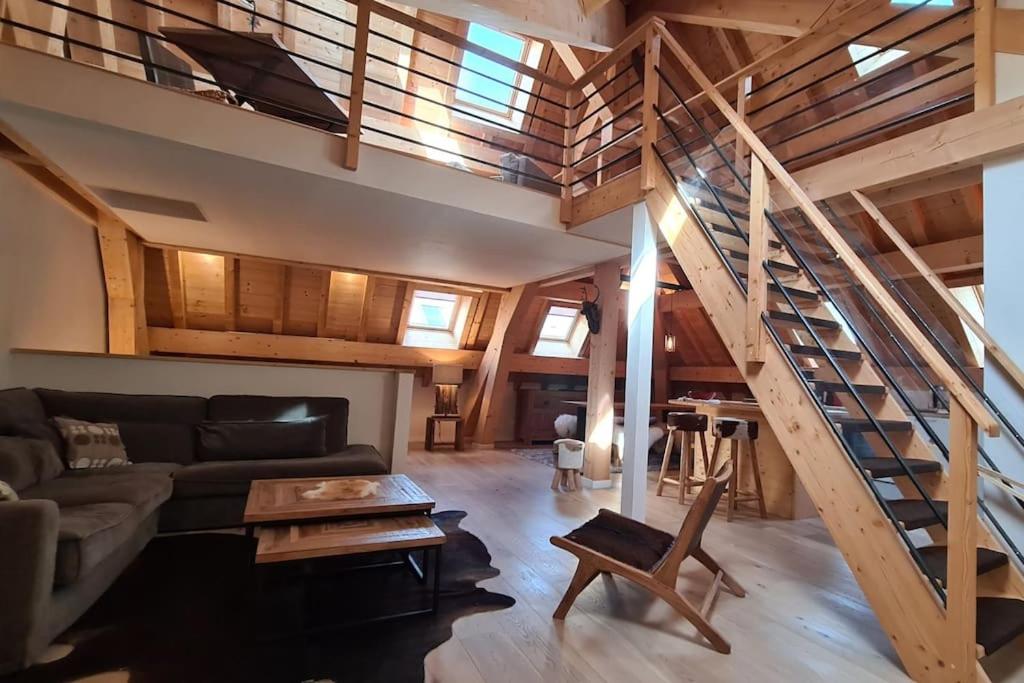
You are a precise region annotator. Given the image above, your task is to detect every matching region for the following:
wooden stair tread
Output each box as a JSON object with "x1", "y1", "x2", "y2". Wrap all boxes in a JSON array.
[
  {"x1": 858, "y1": 457, "x2": 942, "y2": 477},
  {"x1": 917, "y1": 545, "x2": 1008, "y2": 585},
  {"x1": 887, "y1": 499, "x2": 947, "y2": 529},
  {"x1": 726, "y1": 250, "x2": 800, "y2": 274},
  {"x1": 768, "y1": 283, "x2": 819, "y2": 301},
  {"x1": 977, "y1": 597, "x2": 1024, "y2": 655},
  {"x1": 808, "y1": 380, "x2": 887, "y2": 395},
  {"x1": 768, "y1": 310, "x2": 840, "y2": 329},
  {"x1": 789, "y1": 344, "x2": 861, "y2": 361}
]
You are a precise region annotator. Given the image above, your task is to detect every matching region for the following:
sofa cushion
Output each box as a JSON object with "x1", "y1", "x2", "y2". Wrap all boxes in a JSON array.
[
  {"x1": 0, "y1": 436, "x2": 65, "y2": 492},
  {"x1": 20, "y1": 472, "x2": 172, "y2": 513},
  {"x1": 172, "y1": 445, "x2": 388, "y2": 498},
  {"x1": 53, "y1": 502, "x2": 140, "y2": 586},
  {"x1": 196, "y1": 417, "x2": 327, "y2": 462},
  {"x1": 58, "y1": 462, "x2": 182, "y2": 478},
  {"x1": 52, "y1": 417, "x2": 130, "y2": 470},
  {"x1": 115, "y1": 422, "x2": 196, "y2": 465},
  {"x1": 207, "y1": 395, "x2": 349, "y2": 451}
]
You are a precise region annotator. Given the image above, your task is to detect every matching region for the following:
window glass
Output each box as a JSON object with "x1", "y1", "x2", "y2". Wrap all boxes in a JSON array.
[
  {"x1": 540, "y1": 305, "x2": 579, "y2": 341},
  {"x1": 455, "y1": 23, "x2": 526, "y2": 115},
  {"x1": 409, "y1": 291, "x2": 457, "y2": 330},
  {"x1": 847, "y1": 43, "x2": 909, "y2": 78}
]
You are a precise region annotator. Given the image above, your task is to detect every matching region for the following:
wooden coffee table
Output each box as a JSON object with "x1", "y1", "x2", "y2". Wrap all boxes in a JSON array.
[{"x1": 243, "y1": 474, "x2": 446, "y2": 623}]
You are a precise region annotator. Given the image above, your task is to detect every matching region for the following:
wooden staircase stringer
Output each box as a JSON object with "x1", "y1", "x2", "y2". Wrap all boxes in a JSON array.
[{"x1": 646, "y1": 166, "x2": 956, "y2": 681}]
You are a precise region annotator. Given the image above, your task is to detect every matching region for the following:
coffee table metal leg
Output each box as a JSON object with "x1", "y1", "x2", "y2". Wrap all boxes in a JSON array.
[{"x1": 432, "y1": 545, "x2": 442, "y2": 614}]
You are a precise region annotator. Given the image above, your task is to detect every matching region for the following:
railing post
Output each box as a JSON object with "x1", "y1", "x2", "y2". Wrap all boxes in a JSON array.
[
  {"x1": 946, "y1": 396, "x2": 979, "y2": 682},
  {"x1": 342, "y1": 0, "x2": 371, "y2": 170},
  {"x1": 560, "y1": 88, "x2": 577, "y2": 224},
  {"x1": 639, "y1": 20, "x2": 662, "y2": 191},
  {"x1": 745, "y1": 154, "x2": 769, "y2": 364},
  {"x1": 734, "y1": 75, "x2": 752, "y2": 176}
]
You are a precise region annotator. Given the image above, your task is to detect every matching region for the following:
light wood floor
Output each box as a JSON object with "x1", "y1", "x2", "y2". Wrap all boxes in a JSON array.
[{"x1": 411, "y1": 447, "x2": 913, "y2": 683}]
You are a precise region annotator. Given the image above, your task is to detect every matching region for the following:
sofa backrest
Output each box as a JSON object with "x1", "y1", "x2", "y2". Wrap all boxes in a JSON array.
[
  {"x1": 0, "y1": 436, "x2": 65, "y2": 492},
  {"x1": 34, "y1": 389, "x2": 208, "y2": 465},
  {"x1": 206, "y1": 395, "x2": 349, "y2": 452}
]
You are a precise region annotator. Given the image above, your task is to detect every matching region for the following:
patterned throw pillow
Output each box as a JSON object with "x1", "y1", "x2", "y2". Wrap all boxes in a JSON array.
[
  {"x1": 0, "y1": 480, "x2": 17, "y2": 502},
  {"x1": 52, "y1": 417, "x2": 131, "y2": 469}
]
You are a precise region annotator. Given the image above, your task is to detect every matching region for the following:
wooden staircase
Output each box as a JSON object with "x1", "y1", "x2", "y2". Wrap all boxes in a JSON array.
[{"x1": 646, "y1": 159, "x2": 1024, "y2": 681}]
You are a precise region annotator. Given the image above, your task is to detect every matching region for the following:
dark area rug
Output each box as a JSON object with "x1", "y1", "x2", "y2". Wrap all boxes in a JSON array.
[{"x1": 7, "y1": 511, "x2": 513, "y2": 683}]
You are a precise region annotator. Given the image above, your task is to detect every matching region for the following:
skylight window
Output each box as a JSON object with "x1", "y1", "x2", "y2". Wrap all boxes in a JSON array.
[
  {"x1": 455, "y1": 23, "x2": 525, "y2": 116},
  {"x1": 847, "y1": 43, "x2": 909, "y2": 78},
  {"x1": 403, "y1": 290, "x2": 471, "y2": 350},
  {"x1": 533, "y1": 304, "x2": 588, "y2": 358},
  {"x1": 453, "y1": 23, "x2": 543, "y2": 131},
  {"x1": 409, "y1": 290, "x2": 457, "y2": 330}
]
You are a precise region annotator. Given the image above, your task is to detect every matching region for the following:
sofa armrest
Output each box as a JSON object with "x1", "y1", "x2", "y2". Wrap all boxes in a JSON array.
[{"x1": 0, "y1": 499, "x2": 59, "y2": 674}]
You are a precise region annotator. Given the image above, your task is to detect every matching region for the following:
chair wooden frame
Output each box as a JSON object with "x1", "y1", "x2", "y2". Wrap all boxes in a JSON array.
[{"x1": 550, "y1": 462, "x2": 745, "y2": 654}]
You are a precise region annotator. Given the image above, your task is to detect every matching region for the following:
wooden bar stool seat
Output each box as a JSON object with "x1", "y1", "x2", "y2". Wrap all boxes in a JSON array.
[
  {"x1": 656, "y1": 411, "x2": 710, "y2": 505},
  {"x1": 709, "y1": 418, "x2": 767, "y2": 521}
]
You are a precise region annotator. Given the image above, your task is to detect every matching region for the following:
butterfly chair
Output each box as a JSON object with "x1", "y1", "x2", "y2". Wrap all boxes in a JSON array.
[{"x1": 549, "y1": 461, "x2": 744, "y2": 654}]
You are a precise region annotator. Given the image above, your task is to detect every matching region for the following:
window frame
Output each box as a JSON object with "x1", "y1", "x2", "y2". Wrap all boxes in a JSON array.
[
  {"x1": 531, "y1": 301, "x2": 588, "y2": 358},
  {"x1": 402, "y1": 288, "x2": 474, "y2": 350}
]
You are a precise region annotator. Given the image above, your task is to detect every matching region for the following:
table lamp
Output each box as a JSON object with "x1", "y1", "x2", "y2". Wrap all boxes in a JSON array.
[{"x1": 432, "y1": 364, "x2": 463, "y2": 416}]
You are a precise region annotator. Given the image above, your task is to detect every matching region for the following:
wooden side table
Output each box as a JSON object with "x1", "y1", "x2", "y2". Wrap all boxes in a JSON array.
[{"x1": 425, "y1": 415, "x2": 464, "y2": 451}]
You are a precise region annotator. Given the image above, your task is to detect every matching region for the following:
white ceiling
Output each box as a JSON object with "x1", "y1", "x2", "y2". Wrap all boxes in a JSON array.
[{"x1": 0, "y1": 103, "x2": 630, "y2": 289}]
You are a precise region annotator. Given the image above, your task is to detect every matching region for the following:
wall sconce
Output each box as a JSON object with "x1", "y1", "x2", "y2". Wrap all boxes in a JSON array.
[
  {"x1": 431, "y1": 364, "x2": 464, "y2": 416},
  {"x1": 664, "y1": 333, "x2": 677, "y2": 353}
]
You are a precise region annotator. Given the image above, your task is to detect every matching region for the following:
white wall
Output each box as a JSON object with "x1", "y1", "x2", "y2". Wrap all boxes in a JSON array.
[
  {"x1": 0, "y1": 161, "x2": 107, "y2": 372},
  {"x1": 982, "y1": 11, "x2": 1024, "y2": 564},
  {"x1": 9, "y1": 351, "x2": 413, "y2": 470}
]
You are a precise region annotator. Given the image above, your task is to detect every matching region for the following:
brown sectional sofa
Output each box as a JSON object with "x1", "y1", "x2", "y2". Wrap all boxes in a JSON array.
[{"x1": 0, "y1": 387, "x2": 389, "y2": 674}]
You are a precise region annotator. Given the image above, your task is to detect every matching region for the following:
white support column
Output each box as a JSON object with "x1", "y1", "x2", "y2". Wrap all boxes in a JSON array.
[
  {"x1": 621, "y1": 202, "x2": 657, "y2": 521},
  {"x1": 983, "y1": 1, "x2": 1024, "y2": 554},
  {"x1": 389, "y1": 371, "x2": 414, "y2": 473}
]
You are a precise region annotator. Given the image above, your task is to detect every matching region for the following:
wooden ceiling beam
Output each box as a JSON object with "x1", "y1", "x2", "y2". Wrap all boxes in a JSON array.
[
  {"x1": 148, "y1": 327, "x2": 484, "y2": 368},
  {"x1": 628, "y1": 0, "x2": 825, "y2": 36},
  {"x1": 780, "y1": 95, "x2": 1024, "y2": 203},
  {"x1": 385, "y1": 0, "x2": 625, "y2": 51}
]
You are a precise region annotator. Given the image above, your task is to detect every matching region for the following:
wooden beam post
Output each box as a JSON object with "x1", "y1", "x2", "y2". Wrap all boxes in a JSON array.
[
  {"x1": 583, "y1": 260, "x2": 622, "y2": 487},
  {"x1": 639, "y1": 21, "x2": 662, "y2": 191},
  {"x1": 464, "y1": 283, "x2": 537, "y2": 445},
  {"x1": 621, "y1": 202, "x2": 657, "y2": 520},
  {"x1": 96, "y1": 218, "x2": 147, "y2": 355},
  {"x1": 975, "y1": 0, "x2": 995, "y2": 110},
  {"x1": 745, "y1": 155, "x2": 768, "y2": 364},
  {"x1": 945, "y1": 397, "x2": 978, "y2": 681},
  {"x1": 223, "y1": 256, "x2": 237, "y2": 331},
  {"x1": 343, "y1": 0, "x2": 371, "y2": 170},
  {"x1": 561, "y1": 87, "x2": 576, "y2": 224},
  {"x1": 163, "y1": 250, "x2": 186, "y2": 329},
  {"x1": 734, "y1": 75, "x2": 752, "y2": 174}
]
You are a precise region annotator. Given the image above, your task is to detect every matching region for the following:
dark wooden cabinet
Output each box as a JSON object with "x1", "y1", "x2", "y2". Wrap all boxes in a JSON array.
[{"x1": 516, "y1": 389, "x2": 586, "y2": 444}]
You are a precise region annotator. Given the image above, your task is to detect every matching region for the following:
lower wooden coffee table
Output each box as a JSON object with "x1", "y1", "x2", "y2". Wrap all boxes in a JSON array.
[{"x1": 243, "y1": 474, "x2": 446, "y2": 622}]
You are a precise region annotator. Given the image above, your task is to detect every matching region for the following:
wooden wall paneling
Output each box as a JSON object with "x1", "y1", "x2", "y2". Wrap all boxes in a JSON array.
[
  {"x1": 394, "y1": 281, "x2": 415, "y2": 345},
  {"x1": 324, "y1": 270, "x2": 369, "y2": 339},
  {"x1": 282, "y1": 266, "x2": 322, "y2": 336},
  {"x1": 224, "y1": 256, "x2": 238, "y2": 330},
  {"x1": 178, "y1": 250, "x2": 227, "y2": 330},
  {"x1": 143, "y1": 246, "x2": 174, "y2": 327},
  {"x1": 363, "y1": 277, "x2": 401, "y2": 342},
  {"x1": 357, "y1": 275, "x2": 375, "y2": 341},
  {"x1": 651, "y1": 303, "x2": 669, "y2": 402},
  {"x1": 464, "y1": 291, "x2": 489, "y2": 348},
  {"x1": 163, "y1": 249, "x2": 187, "y2": 329},
  {"x1": 237, "y1": 259, "x2": 286, "y2": 332},
  {"x1": 315, "y1": 269, "x2": 332, "y2": 337}
]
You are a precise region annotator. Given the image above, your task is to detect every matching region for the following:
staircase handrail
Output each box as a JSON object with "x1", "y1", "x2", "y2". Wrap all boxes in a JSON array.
[
  {"x1": 852, "y1": 189, "x2": 1024, "y2": 398},
  {"x1": 651, "y1": 21, "x2": 1000, "y2": 439}
]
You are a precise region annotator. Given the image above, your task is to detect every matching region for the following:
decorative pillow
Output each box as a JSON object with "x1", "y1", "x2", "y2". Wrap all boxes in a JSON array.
[
  {"x1": 0, "y1": 480, "x2": 17, "y2": 502},
  {"x1": 52, "y1": 417, "x2": 131, "y2": 469},
  {"x1": 196, "y1": 417, "x2": 328, "y2": 462}
]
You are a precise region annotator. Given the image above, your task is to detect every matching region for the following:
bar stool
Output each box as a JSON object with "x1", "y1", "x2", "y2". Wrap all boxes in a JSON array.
[
  {"x1": 709, "y1": 418, "x2": 767, "y2": 521},
  {"x1": 656, "y1": 412, "x2": 710, "y2": 504}
]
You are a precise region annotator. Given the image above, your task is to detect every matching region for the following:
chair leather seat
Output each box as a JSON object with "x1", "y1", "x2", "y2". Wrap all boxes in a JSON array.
[{"x1": 564, "y1": 508, "x2": 675, "y2": 570}]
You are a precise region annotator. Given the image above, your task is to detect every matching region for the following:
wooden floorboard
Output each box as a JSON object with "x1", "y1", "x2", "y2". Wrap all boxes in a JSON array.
[{"x1": 412, "y1": 447, "x2": 911, "y2": 683}]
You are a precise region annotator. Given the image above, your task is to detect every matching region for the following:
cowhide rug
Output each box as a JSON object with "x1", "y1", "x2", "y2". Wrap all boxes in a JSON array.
[{"x1": 10, "y1": 511, "x2": 513, "y2": 683}]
